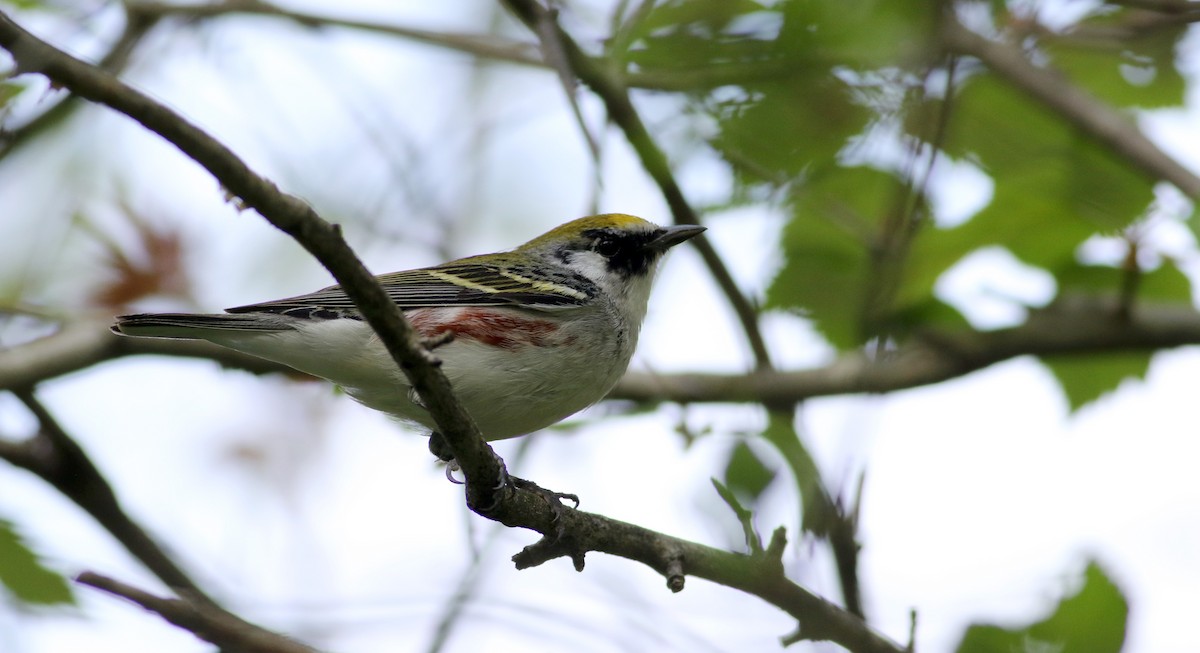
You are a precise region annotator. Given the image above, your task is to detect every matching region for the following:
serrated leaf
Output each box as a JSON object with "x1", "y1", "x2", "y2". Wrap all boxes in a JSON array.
[
  {"x1": 722, "y1": 441, "x2": 776, "y2": 503},
  {"x1": 0, "y1": 519, "x2": 75, "y2": 606},
  {"x1": 1042, "y1": 351, "x2": 1150, "y2": 412},
  {"x1": 957, "y1": 561, "x2": 1127, "y2": 653}
]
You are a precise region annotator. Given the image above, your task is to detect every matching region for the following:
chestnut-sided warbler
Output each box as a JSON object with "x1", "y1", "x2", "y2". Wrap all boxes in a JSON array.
[{"x1": 113, "y1": 214, "x2": 704, "y2": 441}]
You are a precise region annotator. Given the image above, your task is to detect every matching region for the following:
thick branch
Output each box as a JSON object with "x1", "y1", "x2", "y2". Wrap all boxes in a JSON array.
[
  {"x1": 76, "y1": 572, "x2": 318, "y2": 653},
  {"x1": 493, "y1": 498, "x2": 901, "y2": 652},
  {"x1": 0, "y1": 7, "x2": 160, "y2": 159},
  {"x1": 0, "y1": 10, "x2": 507, "y2": 505},
  {"x1": 612, "y1": 299, "x2": 1200, "y2": 403},
  {"x1": 0, "y1": 12, "x2": 965, "y2": 652},
  {"x1": 7, "y1": 299, "x2": 1200, "y2": 403},
  {"x1": 942, "y1": 16, "x2": 1200, "y2": 199}
]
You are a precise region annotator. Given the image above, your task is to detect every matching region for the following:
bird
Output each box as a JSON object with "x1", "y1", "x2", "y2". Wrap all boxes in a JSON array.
[{"x1": 112, "y1": 214, "x2": 705, "y2": 445}]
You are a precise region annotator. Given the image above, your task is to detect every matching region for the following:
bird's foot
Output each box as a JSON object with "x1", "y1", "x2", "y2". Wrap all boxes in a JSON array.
[{"x1": 427, "y1": 431, "x2": 580, "y2": 535}]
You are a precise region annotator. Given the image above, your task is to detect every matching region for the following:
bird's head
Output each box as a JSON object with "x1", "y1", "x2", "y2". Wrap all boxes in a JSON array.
[{"x1": 518, "y1": 214, "x2": 705, "y2": 289}]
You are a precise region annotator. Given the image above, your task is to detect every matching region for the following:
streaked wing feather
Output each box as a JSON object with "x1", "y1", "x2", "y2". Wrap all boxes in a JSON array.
[{"x1": 226, "y1": 263, "x2": 595, "y2": 316}]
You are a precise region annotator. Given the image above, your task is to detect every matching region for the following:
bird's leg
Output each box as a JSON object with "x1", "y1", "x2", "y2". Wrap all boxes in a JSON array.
[
  {"x1": 427, "y1": 431, "x2": 578, "y2": 523},
  {"x1": 428, "y1": 431, "x2": 466, "y2": 484}
]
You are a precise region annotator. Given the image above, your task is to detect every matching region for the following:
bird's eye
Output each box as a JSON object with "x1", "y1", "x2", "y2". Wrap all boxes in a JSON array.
[{"x1": 594, "y1": 236, "x2": 621, "y2": 258}]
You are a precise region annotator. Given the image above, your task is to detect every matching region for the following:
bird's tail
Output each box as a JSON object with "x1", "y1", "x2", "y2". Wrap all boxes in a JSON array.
[{"x1": 112, "y1": 313, "x2": 295, "y2": 339}]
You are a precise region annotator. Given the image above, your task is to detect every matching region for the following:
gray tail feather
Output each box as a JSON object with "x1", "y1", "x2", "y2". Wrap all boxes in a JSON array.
[{"x1": 112, "y1": 313, "x2": 295, "y2": 339}]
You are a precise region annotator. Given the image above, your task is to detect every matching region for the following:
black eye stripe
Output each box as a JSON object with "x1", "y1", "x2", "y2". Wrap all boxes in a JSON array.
[{"x1": 595, "y1": 236, "x2": 621, "y2": 257}]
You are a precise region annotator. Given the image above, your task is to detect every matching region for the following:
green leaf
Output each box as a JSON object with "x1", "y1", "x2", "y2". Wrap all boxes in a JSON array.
[
  {"x1": 0, "y1": 82, "x2": 27, "y2": 108},
  {"x1": 931, "y1": 77, "x2": 1154, "y2": 270},
  {"x1": 1042, "y1": 351, "x2": 1150, "y2": 412},
  {"x1": 722, "y1": 441, "x2": 776, "y2": 503},
  {"x1": 1045, "y1": 11, "x2": 1187, "y2": 109},
  {"x1": 0, "y1": 519, "x2": 75, "y2": 606},
  {"x1": 767, "y1": 165, "x2": 909, "y2": 348},
  {"x1": 1042, "y1": 258, "x2": 1188, "y2": 412},
  {"x1": 957, "y1": 561, "x2": 1127, "y2": 653},
  {"x1": 1054, "y1": 258, "x2": 1192, "y2": 304},
  {"x1": 710, "y1": 77, "x2": 868, "y2": 182},
  {"x1": 774, "y1": 0, "x2": 937, "y2": 70}
]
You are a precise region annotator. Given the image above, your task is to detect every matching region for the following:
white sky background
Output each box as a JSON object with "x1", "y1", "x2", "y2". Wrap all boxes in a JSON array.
[{"x1": 1, "y1": 1, "x2": 1200, "y2": 652}]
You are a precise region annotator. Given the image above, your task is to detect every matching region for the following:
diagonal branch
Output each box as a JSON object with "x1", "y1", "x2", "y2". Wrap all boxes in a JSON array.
[
  {"x1": 76, "y1": 571, "x2": 319, "y2": 653},
  {"x1": 6, "y1": 299, "x2": 1200, "y2": 404},
  {"x1": 0, "y1": 6, "x2": 160, "y2": 159},
  {"x1": 941, "y1": 15, "x2": 1200, "y2": 199},
  {"x1": 0, "y1": 10, "x2": 902, "y2": 652},
  {"x1": 498, "y1": 0, "x2": 775, "y2": 370},
  {"x1": 0, "y1": 8, "x2": 506, "y2": 508},
  {"x1": 0, "y1": 388, "x2": 218, "y2": 605}
]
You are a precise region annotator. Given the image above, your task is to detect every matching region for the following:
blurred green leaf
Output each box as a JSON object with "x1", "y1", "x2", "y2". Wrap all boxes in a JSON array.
[
  {"x1": 0, "y1": 82, "x2": 27, "y2": 108},
  {"x1": 767, "y1": 165, "x2": 908, "y2": 348},
  {"x1": 1042, "y1": 351, "x2": 1150, "y2": 412},
  {"x1": 957, "y1": 561, "x2": 1127, "y2": 653},
  {"x1": 722, "y1": 440, "x2": 776, "y2": 503},
  {"x1": 1046, "y1": 11, "x2": 1187, "y2": 109},
  {"x1": 1044, "y1": 257, "x2": 1188, "y2": 411},
  {"x1": 774, "y1": 0, "x2": 936, "y2": 69},
  {"x1": 710, "y1": 78, "x2": 868, "y2": 182},
  {"x1": 0, "y1": 519, "x2": 75, "y2": 606},
  {"x1": 1054, "y1": 258, "x2": 1192, "y2": 304},
  {"x1": 928, "y1": 77, "x2": 1154, "y2": 270}
]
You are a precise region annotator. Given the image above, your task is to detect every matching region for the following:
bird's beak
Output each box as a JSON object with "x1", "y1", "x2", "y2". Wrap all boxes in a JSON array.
[{"x1": 647, "y1": 224, "x2": 706, "y2": 250}]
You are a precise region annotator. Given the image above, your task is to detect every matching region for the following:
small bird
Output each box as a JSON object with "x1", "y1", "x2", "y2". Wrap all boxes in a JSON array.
[{"x1": 113, "y1": 214, "x2": 705, "y2": 443}]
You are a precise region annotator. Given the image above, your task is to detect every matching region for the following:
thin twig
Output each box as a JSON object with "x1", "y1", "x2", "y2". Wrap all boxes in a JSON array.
[
  {"x1": 499, "y1": 0, "x2": 775, "y2": 370},
  {"x1": 2, "y1": 388, "x2": 218, "y2": 605},
  {"x1": 129, "y1": 0, "x2": 543, "y2": 68},
  {"x1": 0, "y1": 11, "x2": 903, "y2": 651},
  {"x1": 76, "y1": 571, "x2": 319, "y2": 653},
  {"x1": 0, "y1": 7, "x2": 160, "y2": 159},
  {"x1": 0, "y1": 9, "x2": 508, "y2": 508}
]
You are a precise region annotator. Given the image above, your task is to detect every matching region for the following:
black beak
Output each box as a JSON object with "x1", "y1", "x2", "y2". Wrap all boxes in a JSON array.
[{"x1": 647, "y1": 224, "x2": 706, "y2": 251}]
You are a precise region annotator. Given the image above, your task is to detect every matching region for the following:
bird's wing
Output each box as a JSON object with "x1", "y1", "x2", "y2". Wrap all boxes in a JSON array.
[{"x1": 225, "y1": 262, "x2": 597, "y2": 317}]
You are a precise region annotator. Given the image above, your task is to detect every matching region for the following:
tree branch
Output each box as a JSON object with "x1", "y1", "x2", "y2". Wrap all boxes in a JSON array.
[
  {"x1": 127, "y1": 0, "x2": 544, "y2": 68},
  {"x1": 0, "y1": 7, "x2": 161, "y2": 159},
  {"x1": 7, "y1": 298, "x2": 1200, "y2": 404},
  {"x1": 941, "y1": 15, "x2": 1200, "y2": 199},
  {"x1": 0, "y1": 11, "x2": 943, "y2": 651},
  {"x1": 498, "y1": 0, "x2": 775, "y2": 370},
  {"x1": 612, "y1": 299, "x2": 1200, "y2": 403},
  {"x1": 118, "y1": 0, "x2": 781, "y2": 92},
  {"x1": 76, "y1": 571, "x2": 319, "y2": 653},
  {"x1": 0, "y1": 388, "x2": 218, "y2": 606},
  {"x1": 0, "y1": 9, "x2": 510, "y2": 509}
]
